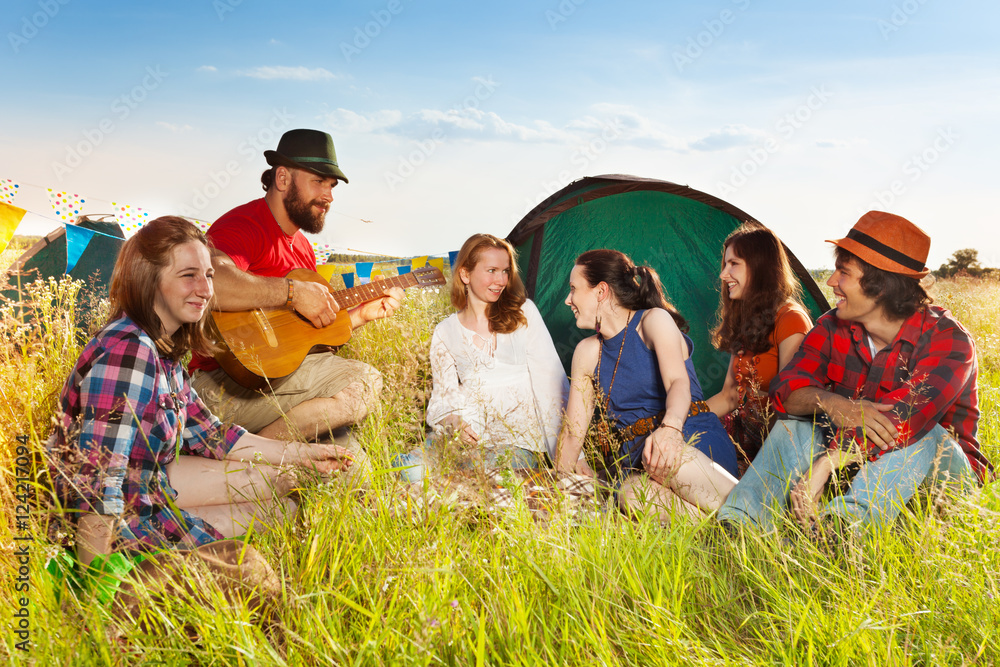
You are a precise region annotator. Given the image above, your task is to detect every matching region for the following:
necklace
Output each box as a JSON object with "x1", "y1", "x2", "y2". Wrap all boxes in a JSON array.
[{"x1": 594, "y1": 311, "x2": 632, "y2": 453}]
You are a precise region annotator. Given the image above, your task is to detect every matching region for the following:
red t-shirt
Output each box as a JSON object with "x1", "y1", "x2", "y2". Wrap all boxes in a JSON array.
[{"x1": 190, "y1": 198, "x2": 317, "y2": 373}]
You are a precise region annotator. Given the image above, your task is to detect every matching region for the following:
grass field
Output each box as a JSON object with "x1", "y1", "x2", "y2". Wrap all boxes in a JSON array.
[{"x1": 1, "y1": 249, "x2": 998, "y2": 665}]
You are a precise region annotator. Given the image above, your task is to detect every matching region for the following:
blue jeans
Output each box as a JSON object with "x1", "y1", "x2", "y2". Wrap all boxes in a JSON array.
[
  {"x1": 392, "y1": 441, "x2": 544, "y2": 483},
  {"x1": 717, "y1": 420, "x2": 976, "y2": 532}
]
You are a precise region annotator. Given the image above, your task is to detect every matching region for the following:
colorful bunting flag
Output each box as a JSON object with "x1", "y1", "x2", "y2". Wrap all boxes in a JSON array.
[
  {"x1": 47, "y1": 190, "x2": 86, "y2": 223},
  {"x1": 429, "y1": 257, "x2": 445, "y2": 273},
  {"x1": 0, "y1": 201, "x2": 27, "y2": 254},
  {"x1": 191, "y1": 218, "x2": 212, "y2": 233},
  {"x1": 311, "y1": 241, "x2": 334, "y2": 265},
  {"x1": 64, "y1": 224, "x2": 96, "y2": 273},
  {"x1": 355, "y1": 261, "x2": 373, "y2": 285},
  {"x1": 112, "y1": 201, "x2": 151, "y2": 236},
  {"x1": 342, "y1": 273, "x2": 355, "y2": 288},
  {"x1": 0, "y1": 180, "x2": 20, "y2": 205},
  {"x1": 412, "y1": 255, "x2": 428, "y2": 269},
  {"x1": 448, "y1": 250, "x2": 458, "y2": 268},
  {"x1": 397, "y1": 265, "x2": 412, "y2": 275},
  {"x1": 315, "y1": 264, "x2": 338, "y2": 282}
]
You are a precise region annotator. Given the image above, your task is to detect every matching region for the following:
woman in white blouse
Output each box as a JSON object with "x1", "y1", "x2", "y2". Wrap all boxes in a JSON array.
[{"x1": 397, "y1": 234, "x2": 568, "y2": 481}]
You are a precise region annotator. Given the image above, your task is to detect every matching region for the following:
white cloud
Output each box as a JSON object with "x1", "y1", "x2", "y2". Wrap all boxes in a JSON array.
[
  {"x1": 197, "y1": 65, "x2": 217, "y2": 72},
  {"x1": 325, "y1": 108, "x2": 403, "y2": 133},
  {"x1": 688, "y1": 124, "x2": 769, "y2": 151},
  {"x1": 156, "y1": 121, "x2": 194, "y2": 133},
  {"x1": 814, "y1": 138, "x2": 850, "y2": 149},
  {"x1": 239, "y1": 66, "x2": 340, "y2": 81}
]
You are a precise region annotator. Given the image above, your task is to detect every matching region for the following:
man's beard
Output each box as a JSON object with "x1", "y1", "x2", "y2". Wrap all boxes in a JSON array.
[{"x1": 284, "y1": 178, "x2": 327, "y2": 234}]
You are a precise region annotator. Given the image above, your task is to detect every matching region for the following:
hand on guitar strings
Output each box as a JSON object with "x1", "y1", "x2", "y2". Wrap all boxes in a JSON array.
[
  {"x1": 351, "y1": 286, "x2": 404, "y2": 326},
  {"x1": 291, "y1": 279, "x2": 342, "y2": 328}
]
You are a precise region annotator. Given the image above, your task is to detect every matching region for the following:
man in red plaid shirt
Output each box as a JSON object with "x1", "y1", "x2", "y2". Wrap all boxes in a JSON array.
[{"x1": 718, "y1": 211, "x2": 992, "y2": 536}]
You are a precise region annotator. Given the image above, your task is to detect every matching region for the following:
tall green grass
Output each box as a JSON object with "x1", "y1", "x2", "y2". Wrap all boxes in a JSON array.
[{"x1": 2, "y1": 274, "x2": 998, "y2": 665}]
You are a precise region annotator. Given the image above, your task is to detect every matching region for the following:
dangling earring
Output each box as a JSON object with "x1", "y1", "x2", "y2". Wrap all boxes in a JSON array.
[{"x1": 595, "y1": 300, "x2": 602, "y2": 336}]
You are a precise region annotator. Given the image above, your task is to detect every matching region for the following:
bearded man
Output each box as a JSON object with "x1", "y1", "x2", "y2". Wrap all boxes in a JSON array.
[{"x1": 190, "y1": 130, "x2": 402, "y2": 471}]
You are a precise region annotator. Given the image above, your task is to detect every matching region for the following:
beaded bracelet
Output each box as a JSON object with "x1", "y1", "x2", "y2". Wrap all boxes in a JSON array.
[{"x1": 285, "y1": 278, "x2": 294, "y2": 306}]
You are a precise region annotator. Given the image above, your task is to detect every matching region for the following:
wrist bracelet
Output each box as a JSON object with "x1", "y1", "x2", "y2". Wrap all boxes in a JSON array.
[
  {"x1": 285, "y1": 278, "x2": 294, "y2": 306},
  {"x1": 658, "y1": 423, "x2": 682, "y2": 433}
]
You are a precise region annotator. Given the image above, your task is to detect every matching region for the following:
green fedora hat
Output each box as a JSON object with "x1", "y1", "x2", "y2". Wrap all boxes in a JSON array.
[{"x1": 264, "y1": 129, "x2": 349, "y2": 183}]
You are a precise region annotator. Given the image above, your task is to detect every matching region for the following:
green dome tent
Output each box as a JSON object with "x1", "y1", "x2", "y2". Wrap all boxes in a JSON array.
[
  {"x1": 506, "y1": 174, "x2": 829, "y2": 396},
  {"x1": 3, "y1": 214, "x2": 125, "y2": 303}
]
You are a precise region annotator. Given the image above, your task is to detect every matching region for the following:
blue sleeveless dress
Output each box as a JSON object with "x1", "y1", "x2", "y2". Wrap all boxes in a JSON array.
[{"x1": 595, "y1": 310, "x2": 738, "y2": 478}]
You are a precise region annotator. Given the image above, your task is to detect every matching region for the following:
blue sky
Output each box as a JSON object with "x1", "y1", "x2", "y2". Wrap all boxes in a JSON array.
[{"x1": 2, "y1": 0, "x2": 998, "y2": 269}]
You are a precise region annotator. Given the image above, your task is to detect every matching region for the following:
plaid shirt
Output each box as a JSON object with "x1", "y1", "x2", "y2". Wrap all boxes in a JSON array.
[
  {"x1": 48, "y1": 317, "x2": 246, "y2": 553},
  {"x1": 771, "y1": 305, "x2": 991, "y2": 483}
]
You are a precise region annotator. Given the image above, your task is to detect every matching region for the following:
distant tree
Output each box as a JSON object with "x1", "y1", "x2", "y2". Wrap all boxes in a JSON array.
[{"x1": 936, "y1": 248, "x2": 984, "y2": 278}]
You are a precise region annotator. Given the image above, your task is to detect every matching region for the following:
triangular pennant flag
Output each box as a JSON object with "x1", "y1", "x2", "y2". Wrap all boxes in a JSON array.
[
  {"x1": 112, "y1": 201, "x2": 151, "y2": 236},
  {"x1": 448, "y1": 250, "x2": 459, "y2": 268},
  {"x1": 0, "y1": 179, "x2": 20, "y2": 205},
  {"x1": 355, "y1": 261, "x2": 373, "y2": 285},
  {"x1": 65, "y1": 224, "x2": 97, "y2": 273},
  {"x1": 191, "y1": 218, "x2": 212, "y2": 233},
  {"x1": 342, "y1": 272, "x2": 355, "y2": 288},
  {"x1": 412, "y1": 255, "x2": 428, "y2": 269},
  {"x1": 429, "y1": 257, "x2": 445, "y2": 272},
  {"x1": 315, "y1": 264, "x2": 338, "y2": 282},
  {"x1": 48, "y1": 190, "x2": 87, "y2": 223},
  {"x1": 0, "y1": 202, "x2": 27, "y2": 254},
  {"x1": 397, "y1": 264, "x2": 412, "y2": 275}
]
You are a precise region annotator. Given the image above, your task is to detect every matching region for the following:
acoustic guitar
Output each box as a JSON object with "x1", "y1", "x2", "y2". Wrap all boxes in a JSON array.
[{"x1": 211, "y1": 266, "x2": 445, "y2": 389}]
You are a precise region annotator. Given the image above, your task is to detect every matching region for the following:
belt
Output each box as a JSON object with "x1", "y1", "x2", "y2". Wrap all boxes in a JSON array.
[{"x1": 614, "y1": 401, "x2": 712, "y2": 443}]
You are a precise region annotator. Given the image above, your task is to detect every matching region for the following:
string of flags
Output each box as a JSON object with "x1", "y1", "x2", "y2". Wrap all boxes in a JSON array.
[{"x1": 1, "y1": 177, "x2": 461, "y2": 281}]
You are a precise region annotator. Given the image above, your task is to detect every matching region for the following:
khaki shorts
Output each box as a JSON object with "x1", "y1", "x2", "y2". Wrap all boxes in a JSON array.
[{"x1": 192, "y1": 352, "x2": 375, "y2": 434}]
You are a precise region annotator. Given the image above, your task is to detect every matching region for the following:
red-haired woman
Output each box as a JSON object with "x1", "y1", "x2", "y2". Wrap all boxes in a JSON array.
[
  {"x1": 556, "y1": 249, "x2": 738, "y2": 523},
  {"x1": 398, "y1": 234, "x2": 567, "y2": 480},
  {"x1": 707, "y1": 224, "x2": 812, "y2": 474},
  {"x1": 47, "y1": 217, "x2": 351, "y2": 581}
]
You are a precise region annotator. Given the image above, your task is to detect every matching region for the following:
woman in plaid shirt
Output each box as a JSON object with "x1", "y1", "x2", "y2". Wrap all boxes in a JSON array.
[{"x1": 48, "y1": 217, "x2": 352, "y2": 569}]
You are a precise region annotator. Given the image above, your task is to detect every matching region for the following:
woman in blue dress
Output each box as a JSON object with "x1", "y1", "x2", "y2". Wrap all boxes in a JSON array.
[{"x1": 555, "y1": 249, "x2": 738, "y2": 522}]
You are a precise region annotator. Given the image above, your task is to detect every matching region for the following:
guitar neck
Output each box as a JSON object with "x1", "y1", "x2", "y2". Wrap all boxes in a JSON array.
[{"x1": 330, "y1": 272, "x2": 421, "y2": 308}]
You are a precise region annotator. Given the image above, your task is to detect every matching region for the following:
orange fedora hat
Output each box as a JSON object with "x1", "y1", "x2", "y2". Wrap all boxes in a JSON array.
[{"x1": 826, "y1": 211, "x2": 930, "y2": 278}]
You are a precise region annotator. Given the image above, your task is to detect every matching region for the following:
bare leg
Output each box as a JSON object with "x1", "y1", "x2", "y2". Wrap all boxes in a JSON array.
[
  {"x1": 619, "y1": 474, "x2": 701, "y2": 524},
  {"x1": 652, "y1": 445, "x2": 738, "y2": 512},
  {"x1": 256, "y1": 375, "x2": 382, "y2": 441},
  {"x1": 166, "y1": 456, "x2": 295, "y2": 507},
  {"x1": 184, "y1": 498, "x2": 297, "y2": 538}
]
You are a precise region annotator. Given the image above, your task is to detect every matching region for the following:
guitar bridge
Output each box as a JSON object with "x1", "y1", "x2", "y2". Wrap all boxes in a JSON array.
[{"x1": 253, "y1": 310, "x2": 279, "y2": 348}]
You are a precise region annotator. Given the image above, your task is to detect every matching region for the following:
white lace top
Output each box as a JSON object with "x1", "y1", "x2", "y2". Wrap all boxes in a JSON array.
[{"x1": 426, "y1": 299, "x2": 568, "y2": 457}]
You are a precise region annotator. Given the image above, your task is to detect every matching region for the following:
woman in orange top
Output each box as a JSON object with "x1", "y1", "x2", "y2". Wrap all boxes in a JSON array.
[{"x1": 707, "y1": 224, "x2": 812, "y2": 475}]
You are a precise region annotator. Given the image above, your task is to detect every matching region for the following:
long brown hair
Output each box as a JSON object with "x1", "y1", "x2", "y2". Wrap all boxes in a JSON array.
[
  {"x1": 451, "y1": 234, "x2": 527, "y2": 334},
  {"x1": 574, "y1": 249, "x2": 688, "y2": 331},
  {"x1": 108, "y1": 216, "x2": 217, "y2": 361},
  {"x1": 712, "y1": 224, "x2": 802, "y2": 355}
]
